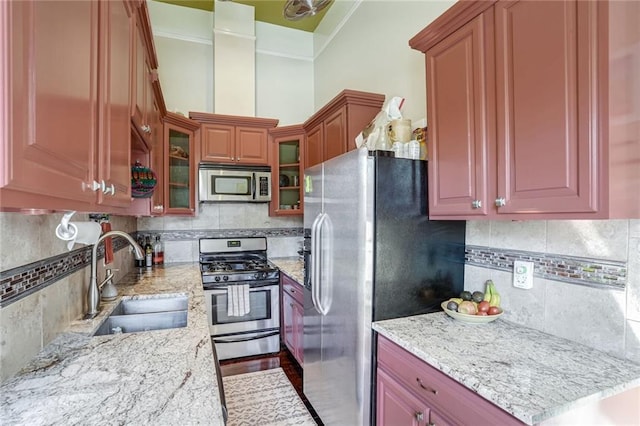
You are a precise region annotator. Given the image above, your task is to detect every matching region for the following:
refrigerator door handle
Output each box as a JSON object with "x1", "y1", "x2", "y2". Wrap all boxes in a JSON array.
[
  {"x1": 310, "y1": 212, "x2": 322, "y2": 313},
  {"x1": 315, "y1": 212, "x2": 331, "y2": 316}
]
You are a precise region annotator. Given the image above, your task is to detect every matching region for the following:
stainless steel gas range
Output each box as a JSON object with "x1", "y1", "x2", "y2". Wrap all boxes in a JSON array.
[{"x1": 199, "y1": 237, "x2": 280, "y2": 361}]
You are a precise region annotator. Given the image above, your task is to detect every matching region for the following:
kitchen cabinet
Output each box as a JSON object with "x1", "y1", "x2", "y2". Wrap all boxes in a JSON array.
[
  {"x1": 0, "y1": 0, "x2": 134, "y2": 212},
  {"x1": 190, "y1": 112, "x2": 279, "y2": 166},
  {"x1": 376, "y1": 335, "x2": 523, "y2": 426},
  {"x1": 282, "y1": 273, "x2": 304, "y2": 366},
  {"x1": 302, "y1": 90, "x2": 385, "y2": 168},
  {"x1": 163, "y1": 112, "x2": 199, "y2": 216},
  {"x1": 131, "y1": 1, "x2": 158, "y2": 148},
  {"x1": 410, "y1": 0, "x2": 640, "y2": 220},
  {"x1": 269, "y1": 125, "x2": 305, "y2": 216}
]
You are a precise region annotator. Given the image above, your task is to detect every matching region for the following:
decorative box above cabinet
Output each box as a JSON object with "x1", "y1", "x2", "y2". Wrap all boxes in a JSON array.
[
  {"x1": 410, "y1": 0, "x2": 639, "y2": 220},
  {"x1": 302, "y1": 90, "x2": 385, "y2": 168},
  {"x1": 0, "y1": 0, "x2": 135, "y2": 212},
  {"x1": 190, "y1": 112, "x2": 279, "y2": 166},
  {"x1": 269, "y1": 125, "x2": 305, "y2": 216}
]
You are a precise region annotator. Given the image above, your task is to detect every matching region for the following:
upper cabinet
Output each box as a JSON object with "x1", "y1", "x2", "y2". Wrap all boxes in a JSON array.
[
  {"x1": 411, "y1": 0, "x2": 640, "y2": 220},
  {"x1": 131, "y1": 1, "x2": 158, "y2": 148},
  {"x1": 0, "y1": 0, "x2": 135, "y2": 212},
  {"x1": 269, "y1": 125, "x2": 305, "y2": 216},
  {"x1": 302, "y1": 90, "x2": 384, "y2": 168},
  {"x1": 191, "y1": 112, "x2": 279, "y2": 166},
  {"x1": 163, "y1": 112, "x2": 200, "y2": 216}
]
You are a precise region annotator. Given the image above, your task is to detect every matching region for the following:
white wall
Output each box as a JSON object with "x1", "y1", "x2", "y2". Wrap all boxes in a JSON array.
[{"x1": 313, "y1": 0, "x2": 455, "y2": 122}]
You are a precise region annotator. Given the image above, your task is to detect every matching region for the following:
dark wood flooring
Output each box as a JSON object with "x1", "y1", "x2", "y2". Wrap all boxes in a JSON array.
[{"x1": 220, "y1": 348, "x2": 324, "y2": 425}]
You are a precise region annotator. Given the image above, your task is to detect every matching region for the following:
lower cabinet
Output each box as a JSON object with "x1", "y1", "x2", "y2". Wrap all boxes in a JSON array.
[
  {"x1": 282, "y1": 274, "x2": 304, "y2": 366},
  {"x1": 376, "y1": 335, "x2": 524, "y2": 426}
]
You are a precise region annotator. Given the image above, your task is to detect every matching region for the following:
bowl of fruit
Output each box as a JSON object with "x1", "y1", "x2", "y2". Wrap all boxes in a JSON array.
[{"x1": 441, "y1": 280, "x2": 503, "y2": 324}]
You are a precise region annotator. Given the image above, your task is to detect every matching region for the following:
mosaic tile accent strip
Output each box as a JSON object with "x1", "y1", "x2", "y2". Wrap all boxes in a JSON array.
[
  {"x1": 0, "y1": 236, "x2": 132, "y2": 308},
  {"x1": 138, "y1": 227, "x2": 303, "y2": 241},
  {"x1": 465, "y1": 245, "x2": 627, "y2": 289}
]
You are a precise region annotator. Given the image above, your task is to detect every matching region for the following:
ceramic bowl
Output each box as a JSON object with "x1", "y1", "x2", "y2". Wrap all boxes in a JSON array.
[{"x1": 441, "y1": 302, "x2": 503, "y2": 324}]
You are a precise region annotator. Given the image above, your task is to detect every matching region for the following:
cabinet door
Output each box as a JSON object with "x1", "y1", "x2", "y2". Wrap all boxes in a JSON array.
[
  {"x1": 201, "y1": 124, "x2": 235, "y2": 163},
  {"x1": 324, "y1": 107, "x2": 347, "y2": 161},
  {"x1": 97, "y1": 0, "x2": 132, "y2": 208},
  {"x1": 291, "y1": 297, "x2": 304, "y2": 366},
  {"x1": 165, "y1": 123, "x2": 195, "y2": 215},
  {"x1": 150, "y1": 99, "x2": 164, "y2": 215},
  {"x1": 270, "y1": 133, "x2": 303, "y2": 216},
  {"x1": 495, "y1": 0, "x2": 598, "y2": 214},
  {"x1": 282, "y1": 290, "x2": 296, "y2": 356},
  {"x1": 425, "y1": 11, "x2": 493, "y2": 217},
  {"x1": 236, "y1": 126, "x2": 269, "y2": 165},
  {"x1": 305, "y1": 124, "x2": 324, "y2": 168},
  {"x1": 376, "y1": 368, "x2": 430, "y2": 426},
  {"x1": 1, "y1": 0, "x2": 98, "y2": 208},
  {"x1": 131, "y1": 12, "x2": 153, "y2": 144}
]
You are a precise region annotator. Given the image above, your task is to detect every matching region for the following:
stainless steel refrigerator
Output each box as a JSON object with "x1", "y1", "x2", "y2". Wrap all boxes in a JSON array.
[{"x1": 303, "y1": 149, "x2": 465, "y2": 426}]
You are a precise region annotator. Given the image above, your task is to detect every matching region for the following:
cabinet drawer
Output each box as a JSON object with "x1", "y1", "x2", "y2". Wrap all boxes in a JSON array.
[
  {"x1": 377, "y1": 335, "x2": 523, "y2": 426},
  {"x1": 282, "y1": 274, "x2": 304, "y2": 305}
]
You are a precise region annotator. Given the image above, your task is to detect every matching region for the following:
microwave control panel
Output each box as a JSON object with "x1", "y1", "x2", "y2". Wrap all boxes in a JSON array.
[{"x1": 259, "y1": 176, "x2": 269, "y2": 196}]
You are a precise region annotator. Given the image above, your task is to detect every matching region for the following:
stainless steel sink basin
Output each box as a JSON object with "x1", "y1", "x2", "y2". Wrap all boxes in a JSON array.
[{"x1": 94, "y1": 294, "x2": 188, "y2": 336}]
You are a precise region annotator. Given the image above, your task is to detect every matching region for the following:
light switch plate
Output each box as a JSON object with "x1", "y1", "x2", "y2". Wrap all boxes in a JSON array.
[{"x1": 513, "y1": 260, "x2": 534, "y2": 289}]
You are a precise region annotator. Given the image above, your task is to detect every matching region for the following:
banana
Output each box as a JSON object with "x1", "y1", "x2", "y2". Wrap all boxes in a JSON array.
[
  {"x1": 483, "y1": 280, "x2": 493, "y2": 302},
  {"x1": 488, "y1": 282, "x2": 501, "y2": 307}
]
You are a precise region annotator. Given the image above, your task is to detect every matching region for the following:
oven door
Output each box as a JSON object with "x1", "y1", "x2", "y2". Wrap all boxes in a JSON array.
[{"x1": 204, "y1": 281, "x2": 279, "y2": 336}]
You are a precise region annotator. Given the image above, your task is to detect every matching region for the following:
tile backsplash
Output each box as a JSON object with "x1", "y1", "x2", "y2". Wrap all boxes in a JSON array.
[{"x1": 464, "y1": 219, "x2": 640, "y2": 363}]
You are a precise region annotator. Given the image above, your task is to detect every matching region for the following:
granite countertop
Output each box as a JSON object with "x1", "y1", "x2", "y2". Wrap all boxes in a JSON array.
[
  {"x1": 0, "y1": 264, "x2": 225, "y2": 425},
  {"x1": 271, "y1": 257, "x2": 304, "y2": 285},
  {"x1": 373, "y1": 313, "x2": 640, "y2": 425}
]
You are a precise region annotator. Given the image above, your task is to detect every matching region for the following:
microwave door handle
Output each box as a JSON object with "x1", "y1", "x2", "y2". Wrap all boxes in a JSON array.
[
  {"x1": 212, "y1": 330, "x2": 280, "y2": 343},
  {"x1": 251, "y1": 173, "x2": 257, "y2": 200}
]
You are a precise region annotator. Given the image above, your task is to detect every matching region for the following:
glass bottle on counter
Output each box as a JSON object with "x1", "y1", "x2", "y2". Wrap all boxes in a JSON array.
[
  {"x1": 144, "y1": 236, "x2": 153, "y2": 268},
  {"x1": 153, "y1": 235, "x2": 164, "y2": 266}
]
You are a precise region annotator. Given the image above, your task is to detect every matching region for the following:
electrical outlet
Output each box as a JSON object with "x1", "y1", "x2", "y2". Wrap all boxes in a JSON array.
[{"x1": 513, "y1": 260, "x2": 534, "y2": 289}]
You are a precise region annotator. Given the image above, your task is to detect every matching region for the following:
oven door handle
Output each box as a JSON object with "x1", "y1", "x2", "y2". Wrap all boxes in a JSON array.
[{"x1": 213, "y1": 330, "x2": 280, "y2": 344}]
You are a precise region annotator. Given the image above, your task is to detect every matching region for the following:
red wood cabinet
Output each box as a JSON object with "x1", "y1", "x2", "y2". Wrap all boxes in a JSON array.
[
  {"x1": 411, "y1": 0, "x2": 640, "y2": 220},
  {"x1": 0, "y1": 0, "x2": 135, "y2": 212},
  {"x1": 131, "y1": 1, "x2": 158, "y2": 147},
  {"x1": 282, "y1": 273, "x2": 304, "y2": 367},
  {"x1": 191, "y1": 112, "x2": 279, "y2": 166},
  {"x1": 302, "y1": 90, "x2": 384, "y2": 168},
  {"x1": 163, "y1": 112, "x2": 199, "y2": 216},
  {"x1": 376, "y1": 335, "x2": 523, "y2": 426},
  {"x1": 269, "y1": 125, "x2": 305, "y2": 216}
]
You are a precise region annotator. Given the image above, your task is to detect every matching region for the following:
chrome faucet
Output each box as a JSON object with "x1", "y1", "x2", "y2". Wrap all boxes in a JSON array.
[{"x1": 85, "y1": 230, "x2": 145, "y2": 319}]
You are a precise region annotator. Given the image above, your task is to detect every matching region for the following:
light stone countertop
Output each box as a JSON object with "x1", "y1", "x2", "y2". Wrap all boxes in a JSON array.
[
  {"x1": 0, "y1": 263, "x2": 225, "y2": 426},
  {"x1": 271, "y1": 257, "x2": 304, "y2": 285},
  {"x1": 373, "y1": 313, "x2": 640, "y2": 425}
]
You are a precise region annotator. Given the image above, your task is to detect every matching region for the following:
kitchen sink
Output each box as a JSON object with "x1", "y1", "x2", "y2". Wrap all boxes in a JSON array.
[{"x1": 93, "y1": 294, "x2": 188, "y2": 336}]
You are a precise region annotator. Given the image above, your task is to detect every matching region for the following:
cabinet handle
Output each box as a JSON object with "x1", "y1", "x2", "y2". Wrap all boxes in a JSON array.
[
  {"x1": 141, "y1": 124, "x2": 151, "y2": 134},
  {"x1": 88, "y1": 180, "x2": 101, "y2": 191},
  {"x1": 416, "y1": 378, "x2": 438, "y2": 395},
  {"x1": 471, "y1": 200, "x2": 482, "y2": 209},
  {"x1": 289, "y1": 303, "x2": 294, "y2": 307},
  {"x1": 495, "y1": 197, "x2": 506, "y2": 207},
  {"x1": 415, "y1": 412, "x2": 424, "y2": 422}
]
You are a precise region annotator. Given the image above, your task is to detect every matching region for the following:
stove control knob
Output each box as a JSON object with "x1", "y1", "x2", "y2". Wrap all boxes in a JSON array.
[
  {"x1": 253, "y1": 273, "x2": 260, "y2": 280},
  {"x1": 215, "y1": 276, "x2": 221, "y2": 282},
  {"x1": 223, "y1": 275, "x2": 229, "y2": 281}
]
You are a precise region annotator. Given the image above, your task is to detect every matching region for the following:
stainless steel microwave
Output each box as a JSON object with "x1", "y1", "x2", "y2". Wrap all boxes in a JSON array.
[{"x1": 199, "y1": 164, "x2": 271, "y2": 202}]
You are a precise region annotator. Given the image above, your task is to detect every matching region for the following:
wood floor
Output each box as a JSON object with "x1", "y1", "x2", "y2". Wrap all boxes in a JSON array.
[{"x1": 220, "y1": 348, "x2": 323, "y2": 425}]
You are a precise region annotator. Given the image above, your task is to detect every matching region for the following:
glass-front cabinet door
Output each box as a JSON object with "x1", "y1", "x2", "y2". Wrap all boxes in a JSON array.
[
  {"x1": 163, "y1": 112, "x2": 200, "y2": 216},
  {"x1": 269, "y1": 125, "x2": 304, "y2": 216}
]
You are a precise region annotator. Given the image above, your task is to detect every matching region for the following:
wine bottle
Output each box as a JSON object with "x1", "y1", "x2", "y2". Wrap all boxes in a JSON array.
[
  {"x1": 144, "y1": 236, "x2": 153, "y2": 268},
  {"x1": 153, "y1": 235, "x2": 164, "y2": 265}
]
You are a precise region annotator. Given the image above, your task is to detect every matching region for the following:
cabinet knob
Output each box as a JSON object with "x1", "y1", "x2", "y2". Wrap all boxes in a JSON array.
[
  {"x1": 101, "y1": 181, "x2": 115, "y2": 195},
  {"x1": 471, "y1": 200, "x2": 482, "y2": 209},
  {"x1": 415, "y1": 412, "x2": 424, "y2": 422},
  {"x1": 495, "y1": 197, "x2": 506, "y2": 207},
  {"x1": 141, "y1": 124, "x2": 151, "y2": 134}
]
